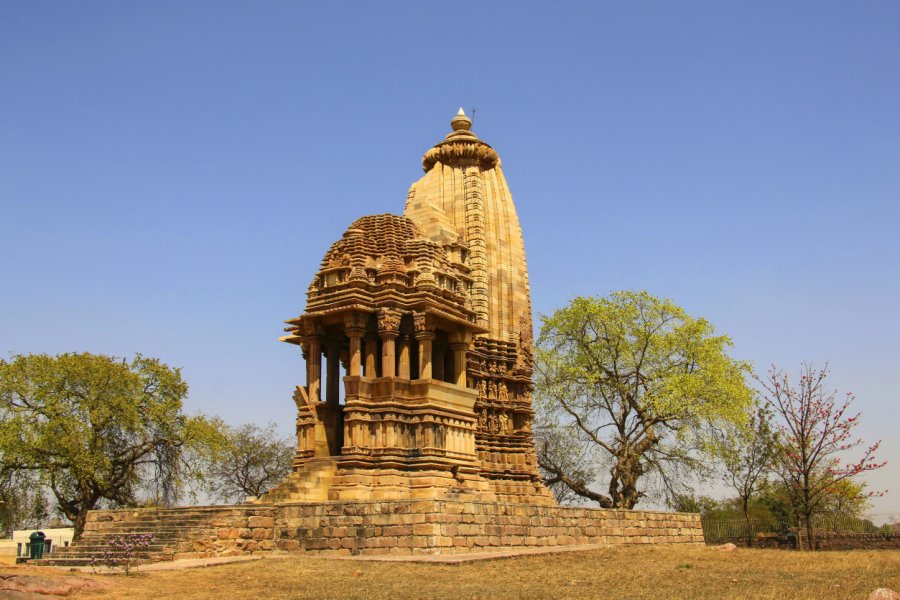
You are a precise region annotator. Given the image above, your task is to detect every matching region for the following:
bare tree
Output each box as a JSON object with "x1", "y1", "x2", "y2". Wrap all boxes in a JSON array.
[
  {"x1": 199, "y1": 423, "x2": 294, "y2": 503},
  {"x1": 759, "y1": 364, "x2": 885, "y2": 550}
]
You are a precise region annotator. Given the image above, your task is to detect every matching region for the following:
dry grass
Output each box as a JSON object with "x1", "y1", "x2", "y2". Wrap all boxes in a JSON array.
[{"x1": 59, "y1": 546, "x2": 900, "y2": 600}]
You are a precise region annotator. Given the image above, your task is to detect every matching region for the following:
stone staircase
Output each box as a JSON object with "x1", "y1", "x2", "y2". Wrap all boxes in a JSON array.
[
  {"x1": 34, "y1": 504, "x2": 277, "y2": 568},
  {"x1": 256, "y1": 458, "x2": 337, "y2": 503}
]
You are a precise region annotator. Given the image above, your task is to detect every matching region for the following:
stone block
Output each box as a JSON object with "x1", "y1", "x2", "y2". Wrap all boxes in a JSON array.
[{"x1": 414, "y1": 523, "x2": 437, "y2": 536}]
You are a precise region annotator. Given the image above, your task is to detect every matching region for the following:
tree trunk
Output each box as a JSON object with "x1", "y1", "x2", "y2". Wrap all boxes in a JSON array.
[
  {"x1": 609, "y1": 458, "x2": 643, "y2": 509},
  {"x1": 743, "y1": 497, "x2": 753, "y2": 548},
  {"x1": 804, "y1": 511, "x2": 816, "y2": 551},
  {"x1": 72, "y1": 510, "x2": 88, "y2": 541}
]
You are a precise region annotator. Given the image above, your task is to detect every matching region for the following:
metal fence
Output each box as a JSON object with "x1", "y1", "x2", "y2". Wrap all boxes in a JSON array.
[{"x1": 701, "y1": 513, "x2": 899, "y2": 547}]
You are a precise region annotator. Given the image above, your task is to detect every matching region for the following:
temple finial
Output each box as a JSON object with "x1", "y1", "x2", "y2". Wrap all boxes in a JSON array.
[{"x1": 450, "y1": 107, "x2": 472, "y2": 132}]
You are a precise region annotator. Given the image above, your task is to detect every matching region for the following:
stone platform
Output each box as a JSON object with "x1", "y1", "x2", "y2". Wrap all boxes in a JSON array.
[
  {"x1": 276, "y1": 499, "x2": 703, "y2": 556},
  {"x1": 37, "y1": 500, "x2": 703, "y2": 566}
]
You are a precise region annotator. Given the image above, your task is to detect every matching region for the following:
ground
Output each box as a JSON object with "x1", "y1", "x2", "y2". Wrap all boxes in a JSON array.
[{"x1": 22, "y1": 546, "x2": 900, "y2": 599}]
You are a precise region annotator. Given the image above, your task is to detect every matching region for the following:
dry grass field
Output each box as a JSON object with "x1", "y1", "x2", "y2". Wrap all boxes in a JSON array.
[{"x1": 48, "y1": 545, "x2": 900, "y2": 599}]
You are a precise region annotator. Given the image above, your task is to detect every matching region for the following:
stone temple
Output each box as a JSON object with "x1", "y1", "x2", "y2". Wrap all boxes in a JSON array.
[
  {"x1": 41, "y1": 111, "x2": 702, "y2": 565},
  {"x1": 260, "y1": 108, "x2": 554, "y2": 506}
]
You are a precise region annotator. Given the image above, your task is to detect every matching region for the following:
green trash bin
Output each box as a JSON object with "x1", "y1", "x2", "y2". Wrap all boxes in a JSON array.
[{"x1": 29, "y1": 531, "x2": 46, "y2": 560}]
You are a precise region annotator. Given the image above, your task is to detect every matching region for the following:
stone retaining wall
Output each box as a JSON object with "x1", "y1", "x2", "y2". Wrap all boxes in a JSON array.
[
  {"x1": 707, "y1": 531, "x2": 900, "y2": 551},
  {"x1": 815, "y1": 532, "x2": 900, "y2": 550},
  {"x1": 274, "y1": 499, "x2": 703, "y2": 556},
  {"x1": 73, "y1": 501, "x2": 702, "y2": 563}
]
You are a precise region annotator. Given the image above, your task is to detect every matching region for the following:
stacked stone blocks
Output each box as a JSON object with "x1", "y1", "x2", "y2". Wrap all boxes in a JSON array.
[
  {"x1": 275, "y1": 500, "x2": 703, "y2": 556},
  {"x1": 38, "y1": 501, "x2": 702, "y2": 566}
]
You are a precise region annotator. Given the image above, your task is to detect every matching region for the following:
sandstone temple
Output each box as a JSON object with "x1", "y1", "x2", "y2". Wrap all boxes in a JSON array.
[
  {"x1": 261, "y1": 108, "x2": 554, "y2": 506},
  {"x1": 40, "y1": 111, "x2": 703, "y2": 565}
]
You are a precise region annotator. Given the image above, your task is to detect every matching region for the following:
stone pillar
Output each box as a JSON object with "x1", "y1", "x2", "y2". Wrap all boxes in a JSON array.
[
  {"x1": 377, "y1": 309, "x2": 401, "y2": 378},
  {"x1": 348, "y1": 332, "x2": 362, "y2": 377},
  {"x1": 344, "y1": 313, "x2": 366, "y2": 377},
  {"x1": 416, "y1": 333, "x2": 434, "y2": 379},
  {"x1": 304, "y1": 334, "x2": 322, "y2": 403},
  {"x1": 450, "y1": 342, "x2": 469, "y2": 387},
  {"x1": 364, "y1": 333, "x2": 378, "y2": 377},
  {"x1": 413, "y1": 312, "x2": 434, "y2": 380},
  {"x1": 398, "y1": 336, "x2": 411, "y2": 379}
]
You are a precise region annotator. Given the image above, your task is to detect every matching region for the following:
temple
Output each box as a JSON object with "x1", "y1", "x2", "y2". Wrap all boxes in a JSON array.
[
  {"x1": 43, "y1": 111, "x2": 703, "y2": 567},
  {"x1": 261, "y1": 109, "x2": 554, "y2": 505}
]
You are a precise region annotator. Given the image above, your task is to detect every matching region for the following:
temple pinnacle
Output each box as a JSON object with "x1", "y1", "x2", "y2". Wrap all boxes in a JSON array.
[{"x1": 451, "y1": 107, "x2": 472, "y2": 131}]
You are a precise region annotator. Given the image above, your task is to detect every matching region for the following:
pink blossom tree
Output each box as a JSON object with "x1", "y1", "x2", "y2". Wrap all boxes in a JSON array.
[{"x1": 759, "y1": 363, "x2": 886, "y2": 550}]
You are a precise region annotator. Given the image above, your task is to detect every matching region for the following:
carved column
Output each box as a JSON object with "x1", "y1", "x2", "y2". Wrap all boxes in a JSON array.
[
  {"x1": 398, "y1": 336, "x2": 411, "y2": 379},
  {"x1": 413, "y1": 312, "x2": 435, "y2": 380},
  {"x1": 449, "y1": 341, "x2": 469, "y2": 387},
  {"x1": 364, "y1": 333, "x2": 378, "y2": 377},
  {"x1": 326, "y1": 339, "x2": 340, "y2": 406},
  {"x1": 377, "y1": 308, "x2": 401, "y2": 378},
  {"x1": 302, "y1": 321, "x2": 323, "y2": 403},
  {"x1": 344, "y1": 313, "x2": 367, "y2": 377}
]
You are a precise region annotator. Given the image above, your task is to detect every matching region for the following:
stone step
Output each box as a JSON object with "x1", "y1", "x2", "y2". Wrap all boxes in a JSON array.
[
  {"x1": 51, "y1": 543, "x2": 170, "y2": 553},
  {"x1": 36, "y1": 556, "x2": 172, "y2": 567},
  {"x1": 49, "y1": 505, "x2": 274, "y2": 567},
  {"x1": 82, "y1": 527, "x2": 217, "y2": 535},
  {"x1": 38, "y1": 550, "x2": 160, "y2": 560}
]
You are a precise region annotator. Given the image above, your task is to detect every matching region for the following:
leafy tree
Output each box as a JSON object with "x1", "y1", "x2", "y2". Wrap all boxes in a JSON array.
[
  {"x1": 534, "y1": 291, "x2": 753, "y2": 509},
  {"x1": 669, "y1": 492, "x2": 720, "y2": 515},
  {"x1": 0, "y1": 468, "x2": 49, "y2": 536},
  {"x1": 197, "y1": 422, "x2": 294, "y2": 503},
  {"x1": 759, "y1": 363, "x2": 885, "y2": 550},
  {"x1": 0, "y1": 353, "x2": 215, "y2": 538},
  {"x1": 711, "y1": 405, "x2": 777, "y2": 545},
  {"x1": 815, "y1": 478, "x2": 870, "y2": 516}
]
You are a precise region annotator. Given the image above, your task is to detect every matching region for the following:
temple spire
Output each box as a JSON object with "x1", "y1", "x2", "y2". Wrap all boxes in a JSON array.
[{"x1": 451, "y1": 108, "x2": 472, "y2": 131}]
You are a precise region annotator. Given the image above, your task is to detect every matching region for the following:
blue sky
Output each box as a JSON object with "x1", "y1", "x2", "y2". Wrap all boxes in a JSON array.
[{"x1": 2, "y1": 2, "x2": 898, "y2": 513}]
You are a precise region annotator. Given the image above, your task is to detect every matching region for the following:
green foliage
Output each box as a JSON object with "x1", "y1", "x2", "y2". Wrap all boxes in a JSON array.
[
  {"x1": 535, "y1": 291, "x2": 754, "y2": 509},
  {"x1": 710, "y1": 404, "x2": 777, "y2": 545},
  {"x1": 669, "y1": 493, "x2": 720, "y2": 515},
  {"x1": 0, "y1": 352, "x2": 213, "y2": 537},
  {"x1": 0, "y1": 468, "x2": 49, "y2": 536}
]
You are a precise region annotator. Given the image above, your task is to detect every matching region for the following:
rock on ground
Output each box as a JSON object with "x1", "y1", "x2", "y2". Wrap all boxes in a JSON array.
[
  {"x1": 868, "y1": 589, "x2": 900, "y2": 600},
  {"x1": 714, "y1": 543, "x2": 738, "y2": 551},
  {"x1": 0, "y1": 572, "x2": 106, "y2": 598}
]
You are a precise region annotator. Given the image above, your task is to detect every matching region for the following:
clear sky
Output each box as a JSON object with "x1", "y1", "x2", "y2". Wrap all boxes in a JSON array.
[{"x1": 2, "y1": 2, "x2": 898, "y2": 514}]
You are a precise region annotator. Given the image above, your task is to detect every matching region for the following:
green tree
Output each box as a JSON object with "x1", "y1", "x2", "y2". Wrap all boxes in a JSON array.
[
  {"x1": 669, "y1": 492, "x2": 720, "y2": 515},
  {"x1": 712, "y1": 405, "x2": 777, "y2": 546},
  {"x1": 534, "y1": 291, "x2": 753, "y2": 509},
  {"x1": 196, "y1": 422, "x2": 294, "y2": 503},
  {"x1": 0, "y1": 352, "x2": 214, "y2": 538},
  {"x1": 0, "y1": 468, "x2": 49, "y2": 536}
]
